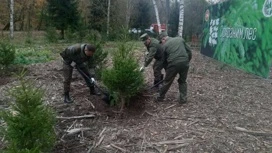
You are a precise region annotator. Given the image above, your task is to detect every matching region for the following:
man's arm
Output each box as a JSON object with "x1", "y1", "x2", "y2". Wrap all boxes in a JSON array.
[
  {"x1": 184, "y1": 42, "x2": 192, "y2": 62},
  {"x1": 144, "y1": 46, "x2": 157, "y2": 67},
  {"x1": 60, "y1": 45, "x2": 78, "y2": 60},
  {"x1": 87, "y1": 56, "x2": 96, "y2": 77}
]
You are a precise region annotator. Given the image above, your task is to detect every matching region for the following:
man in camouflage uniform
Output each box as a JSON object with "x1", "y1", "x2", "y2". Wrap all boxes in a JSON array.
[
  {"x1": 60, "y1": 44, "x2": 100, "y2": 103},
  {"x1": 139, "y1": 33, "x2": 165, "y2": 88},
  {"x1": 157, "y1": 32, "x2": 192, "y2": 104}
]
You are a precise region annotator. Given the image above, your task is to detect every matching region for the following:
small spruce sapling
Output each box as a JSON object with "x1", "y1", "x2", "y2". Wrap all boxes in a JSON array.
[
  {"x1": 0, "y1": 70, "x2": 56, "y2": 153},
  {"x1": 0, "y1": 42, "x2": 15, "y2": 69},
  {"x1": 102, "y1": 42, "x2": 144, "y2": 111}
]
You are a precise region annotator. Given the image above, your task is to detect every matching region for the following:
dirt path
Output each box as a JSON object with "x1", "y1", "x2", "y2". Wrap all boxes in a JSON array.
[{"x1": 1, "y1": 50, "x2": 272, "y2": 153}]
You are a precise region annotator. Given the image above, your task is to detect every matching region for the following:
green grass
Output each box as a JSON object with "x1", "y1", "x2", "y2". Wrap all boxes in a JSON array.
[
  {"x1": 0, "y1": 31, "x2": 144, "y2": 66},
  {"x1": 13, "y1": 48, "x2": 55, "y2": 65}
]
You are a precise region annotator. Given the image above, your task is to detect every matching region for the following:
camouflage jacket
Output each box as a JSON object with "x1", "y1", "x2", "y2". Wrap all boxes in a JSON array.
[
  {"x1": 60, "y1": 44, "x2": 94, "y2": 65},
  {"x1": 144, "y1": 38, "x2": 164, "y2": 67},
  {"x1": 162, "y1": 37, "x2": 192, "y2": 65}
]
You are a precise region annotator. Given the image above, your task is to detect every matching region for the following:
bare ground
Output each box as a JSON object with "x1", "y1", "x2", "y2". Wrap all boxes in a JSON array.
[{"x1": 1, "y1": 49, "x2": 272, "y2": 153}]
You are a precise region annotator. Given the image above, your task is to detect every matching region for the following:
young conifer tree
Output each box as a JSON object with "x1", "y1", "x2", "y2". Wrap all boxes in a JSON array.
[
  {"x1": 102, "y1": 42, "x2": 144, "y2": 111},
  {"x1": 87, "y1": 31, "x2": 108, "y2": 80},
  {"x1": 0, "y1": 70, "x2": 56, "y2": 153},
  {"x1": 0, "y1": 42, "x2": 15, "y2": 69}
]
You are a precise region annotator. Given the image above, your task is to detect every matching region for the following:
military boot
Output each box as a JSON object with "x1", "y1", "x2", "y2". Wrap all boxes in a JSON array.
[
  {"x1": 90, "y1": 86, "x2": 101, "y2": 95},
  {"x1": 179, "y1": 83, "x2": 187, "y2": 104},
  {"x1": 155, "y1": 94, "x2": 165, "y2": 102},
  {"x1": 64, "y1": 92, "x2": 73, "y2": 103}
]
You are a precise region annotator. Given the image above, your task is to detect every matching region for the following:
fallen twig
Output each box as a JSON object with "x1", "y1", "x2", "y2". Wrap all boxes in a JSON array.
[
  {"x1": 99, "y1": 127, "x2": 107, "y2": 138},
  {"x1": 57, "y1": 114, "x2": 95, "y2": 120},
  {"x1": 143, "y1": 111, "x2": 156, "y2": 116},
  {"x1": 235, "y1": 127, "x2": 272, "y2": 136},
  {"x1": 140, "y1": 130, "x2": 146, "y2": 152},
  {"x1": 85, "y1": 98, "x2": 95, "y2": 109},
  {"x1": 110, "y1": 144, "x2": 127, "y2": 152},
  {"x1": 66, "y1": 128, "x2": 91, "y2": 136},
  {"x1": 67, "y1": 120, "x2": 77, "y2": 131},
  {"x1": 86, "y1": 142, "x2": 96, "y2": 153},
  {"x1": 192, "y1": 75, "x2": 203, "y2": 79},
  {"x1": 161, "y1": 145, "x2": 168, "y2": 153},
  {"x1": 174, "y1": 134, "x2": 184, "y2": 140},
  {"x1": 167, "y1": 143, "x2": 190, "y2": 151},
  {"x1": 164, "y1": 104, "x2": 176, "y2": 110},
  {"x1": 86, "y1": 147, "x2": 92, "y2": 153},
  {"x1": 154, "y1": 138, "x2": 193, "y2": 145},
  {"x1": 95, "y1": 135, "x2": 105, "y2": 148},
  {"x1": 187, "y1": 120, "x2": 199, "y2": 127}
]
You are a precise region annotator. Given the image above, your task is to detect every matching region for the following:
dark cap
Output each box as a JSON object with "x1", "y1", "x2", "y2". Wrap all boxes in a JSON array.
[
  {"x1": 139, "y1": 33, "x2": 149, "y2": 41},
  {"x1": 86, "y1": 44, "x2": 96, "y2": 52},
  {"x1": 158, "y1": 31, "x2": 168, "y2": 41}
]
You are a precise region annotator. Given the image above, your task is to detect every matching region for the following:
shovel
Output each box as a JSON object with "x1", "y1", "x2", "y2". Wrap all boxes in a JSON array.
[
  {"x1": 149, "y1": 79, "x2": 164, "y2": 90},
  {"x1": 76, "y1": 67, "x2": 111, "y2": 105}
]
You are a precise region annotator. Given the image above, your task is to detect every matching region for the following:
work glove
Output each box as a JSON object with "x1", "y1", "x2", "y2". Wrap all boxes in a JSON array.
[
  {"x1": 71, "y1": 61, "x2": 76, "y2": 67},
  {"x1": 90, "y1": 77, "x2": 95, "y2": 83},
  {"x1": 139, "y1": 66, "x2": 145, "y2": 72}
]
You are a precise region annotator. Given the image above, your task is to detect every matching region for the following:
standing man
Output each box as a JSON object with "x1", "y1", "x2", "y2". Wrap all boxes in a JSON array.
[
  {"x1": 139, "y1": 33, "x2": 165, "y2": 88},
  {"x1": 157, "y1": 32, "x2": 192, "y2": 104},
  {"x1": 60, "y1": 44, "x2": 100, "y2": 103}
]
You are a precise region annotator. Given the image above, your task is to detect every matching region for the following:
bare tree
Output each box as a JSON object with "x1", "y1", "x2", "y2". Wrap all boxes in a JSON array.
[
  {"x1": 10, "y1": 0, "x2": 14, "y2": 39},
  {"x1": 125, "y1": 0, "x2": 132, "y2": 29},
  {"x1": 107, "y1": 0, "x2": 111, "y2": 37},
  {"x1": 166, "y1": 0, "x2": 170, "y2": 30},
  {"x1": 206, "y1": 0, "x2": 226, "y2": 4},
  {"x1": 178, "y1": 0, "x2": 184, "y2": 37},
  {"x1": 152, "y1": 0, "x2": 161, "y2": 33}
]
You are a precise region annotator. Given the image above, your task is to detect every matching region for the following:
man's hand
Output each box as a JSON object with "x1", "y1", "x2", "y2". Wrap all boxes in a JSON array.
[
  {"x1": 91, "y1": 77, "x2": 95, "y2": 83},
  {"x1": 71, "y1": 61, "x2": 76, "y2": 67},
  {"x1": 139, "y1": 66, "x2": 145, "y2": 72}
]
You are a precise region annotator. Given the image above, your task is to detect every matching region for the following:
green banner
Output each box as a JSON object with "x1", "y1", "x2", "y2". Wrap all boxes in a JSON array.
[{"x1": 201, "y1": 0, "x2": 272, "y2": 78}]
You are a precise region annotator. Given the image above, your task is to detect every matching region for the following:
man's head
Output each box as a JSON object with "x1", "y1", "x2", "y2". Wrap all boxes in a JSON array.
[
  {"x1": 159, "y1": 31, "x2": 168, "y2": 44},
  {"x1": 84, "y1": 44, "x2": 96, "y2": 56},
  {"x1": 140, "y1": 33, "x2": 151, "y2": 46}
]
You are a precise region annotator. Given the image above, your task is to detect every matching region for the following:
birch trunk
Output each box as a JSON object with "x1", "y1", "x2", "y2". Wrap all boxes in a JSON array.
[
  {"x1": 152, "y1": 0, "x2": 161, "y2": 34},
  {"x1": 10, "y1": 0, "x2": 14, "y2": 39},
  {"x1": 107, "y1": 0, "x2": 111, "y2": 37},
  {"x1": 166, "y1": 0, "x2": 170, "y2": 31},
  {"x1": 178, "y1": 0, "x2": 184, "y2": 37},
  {"x1": 125, "y1": 0, "x2": 131, "y2": 29}
]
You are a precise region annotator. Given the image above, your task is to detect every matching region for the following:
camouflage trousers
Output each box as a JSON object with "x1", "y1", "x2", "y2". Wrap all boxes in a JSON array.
[
  {"x1": 159, "y1": 61, "x2": 189, "y2": 102},
  {"x1": 63, "y1": 61, "x2": 94, "y2": 93}
]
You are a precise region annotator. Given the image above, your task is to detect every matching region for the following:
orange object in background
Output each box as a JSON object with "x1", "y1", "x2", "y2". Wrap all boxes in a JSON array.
[{"x1": 150, "y1": 23, "x2": 166, "y2": 33}]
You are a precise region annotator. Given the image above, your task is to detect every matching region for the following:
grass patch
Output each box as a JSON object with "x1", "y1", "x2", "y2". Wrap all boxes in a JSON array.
[{"x1": 13, "y1": 47, "x2": 55, "y2": 65}]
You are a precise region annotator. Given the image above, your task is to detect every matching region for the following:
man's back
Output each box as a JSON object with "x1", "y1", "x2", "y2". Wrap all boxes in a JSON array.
[{"x1": 163, "y1": 37, "x2": 189, "y2": 64}]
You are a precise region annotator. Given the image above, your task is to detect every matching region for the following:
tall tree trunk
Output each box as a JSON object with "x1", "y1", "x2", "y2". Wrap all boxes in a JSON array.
[
  {"x1": 125, "y1": 0, "x2": 131, "y2": 29},
  {"x1": 37, "y1": 4, "x2": 45, "y2": 30},
  {"x1": 27, "y1": 0, "x2": 35, "y2": 31},
  {"x1": 27, "y1": 1, "x2": 30, "y2": 31},
  {"x1": 10, "y1": 0, "x2": 14, "y2": 39},
  {"x1": 107, "y1": 0, "x2": 111, "y2": 37},
  {"x1": 178, "y1": 0, "x2": 184, "y2": 37},
  {"x1": 166, "y1": 0, "x2": 170, "y2": 31},
  {"x1": 152, "y1": 0, "x2": 161, "y2": 34},
  {"x1": 20, "y1": 11, "x2": 25, "y2": 30}
]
